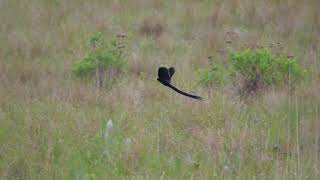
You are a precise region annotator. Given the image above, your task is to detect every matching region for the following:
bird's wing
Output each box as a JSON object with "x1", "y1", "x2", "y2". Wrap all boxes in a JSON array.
[
  {"x1": 166, "y1": 83, "x2": 202, "y2": 100},
  {"x1": 169, "y1": 67, "x2": 175, "y2": 78}
]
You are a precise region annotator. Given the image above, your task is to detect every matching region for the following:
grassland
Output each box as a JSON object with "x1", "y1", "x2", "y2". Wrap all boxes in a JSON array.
[{"x1": 0, "y1": 0, "x2": 319, "y2": 179}]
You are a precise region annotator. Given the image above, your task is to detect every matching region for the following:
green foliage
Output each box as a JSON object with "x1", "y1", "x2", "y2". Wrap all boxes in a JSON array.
[
  {"x1": 230, "y1": 48, "x2": 306, "y2": 86},
  {"x1": 72, "y1": 53, "x2": 96, "y2": 77},
  {"x1": 72, "y1": 32, "x2": 127, "y2": 78},
  {"x1": 198, "y1": 63, "x2": 232, "y2": 86},
  {"x1": 89, "y1": 32, "x2": 102, "y2": 47},
  {"x1": 199, "y1": 48, "x2": 307, "y2": 91}
]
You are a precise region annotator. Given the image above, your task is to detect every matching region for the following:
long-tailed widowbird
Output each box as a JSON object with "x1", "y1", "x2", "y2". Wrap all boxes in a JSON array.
[{"x1": 157, "y1": 67, "x2": 202, "y2": 100}]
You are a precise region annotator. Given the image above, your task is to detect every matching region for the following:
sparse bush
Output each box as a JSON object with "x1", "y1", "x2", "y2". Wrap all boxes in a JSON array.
[
  {"x1": 230, "y1": 48, "x2": 306, "y2": 92},
  {"x1": 199, "y1": 48, "x2": 307, "y2": 95},
  {"x1": 72, "y1": 32, "x2": 127, "y2": 88}
]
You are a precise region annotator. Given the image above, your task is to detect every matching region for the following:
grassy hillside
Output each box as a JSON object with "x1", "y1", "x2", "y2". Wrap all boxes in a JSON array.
[{"x1": 1, "y1": 0, "x2": 319, "y2": 179}]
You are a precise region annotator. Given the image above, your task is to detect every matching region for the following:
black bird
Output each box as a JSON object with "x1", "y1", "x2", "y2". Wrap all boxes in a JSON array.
[{"x1": 157, "y1": 67, "x2": 202, "y2": 100}]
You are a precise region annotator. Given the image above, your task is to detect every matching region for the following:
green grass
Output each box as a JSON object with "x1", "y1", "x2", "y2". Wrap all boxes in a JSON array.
[{"x1": 1, "y1": 0, "x2": 320, "y2": 179}]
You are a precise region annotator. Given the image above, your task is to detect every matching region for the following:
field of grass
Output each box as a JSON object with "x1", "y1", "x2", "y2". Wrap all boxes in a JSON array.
[{"x1": 1, "y1": 0, "x2": 319, "y2": 179}]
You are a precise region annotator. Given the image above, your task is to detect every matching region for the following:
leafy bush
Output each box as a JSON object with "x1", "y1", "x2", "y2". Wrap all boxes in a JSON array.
[
  {"x1": 72, "y1": 32, "x2": 127, "y2": 79},
  {"x1": 230, "y1": 48, "x2": 306, "y2": 86},
  {"x1": 199, "y1": 48, "x2": 307, "y2": 94}
]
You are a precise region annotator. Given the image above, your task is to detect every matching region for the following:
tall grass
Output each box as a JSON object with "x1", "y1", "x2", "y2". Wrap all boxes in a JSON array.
[{"x1": 0, "y1": 0, "x2": 319, "y2": 179}]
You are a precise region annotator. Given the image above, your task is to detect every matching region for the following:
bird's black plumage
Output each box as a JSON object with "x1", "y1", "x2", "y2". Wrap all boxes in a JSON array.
[{"x1": 157, "y1": 67, "x2": 202, "y2": 100}]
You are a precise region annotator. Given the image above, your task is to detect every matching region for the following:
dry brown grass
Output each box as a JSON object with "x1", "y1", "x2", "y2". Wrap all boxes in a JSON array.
[
  {"x1": 0, "y1": 0, "x2": 320, "y2": 179},
  {"x1": 139, "y1": 16, "x2": 165, "y2": 38}
]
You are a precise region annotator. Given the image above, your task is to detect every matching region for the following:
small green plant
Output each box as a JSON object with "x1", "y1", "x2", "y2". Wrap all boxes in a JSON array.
[
  {"x1": 198, "y1": 63, "x2": 231, "y2": 87},
  {"x1": 72, "y1": 32, "x2": 127, "y2": 88},
  {"x1": 199, "y1": 48, "x2": 307, "y2": 95}
]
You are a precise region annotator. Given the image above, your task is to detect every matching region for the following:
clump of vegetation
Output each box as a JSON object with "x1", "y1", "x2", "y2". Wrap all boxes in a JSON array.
[
  {"x1": 230, "y1": 48, "x2": 306, "y2": 86},
  {"x1": 199, "y1": 48, "x2": 307, "y2": 95},
  {"x1": 198, "y1": 63, "x2": 232, "y2": 87},
  {"x1": 72, "y1": 32, "x2": 127, "y2": 88}
]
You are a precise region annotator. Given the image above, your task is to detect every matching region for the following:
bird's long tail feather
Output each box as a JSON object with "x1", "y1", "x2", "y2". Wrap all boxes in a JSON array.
[{"x1": 167, "y1": 84, "x2": 202, "y2": 100}]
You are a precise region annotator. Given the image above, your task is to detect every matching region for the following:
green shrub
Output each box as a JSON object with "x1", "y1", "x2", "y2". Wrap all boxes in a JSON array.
[
  {"x1": 199, "y1": 48, "x2": 307, "y2": 94},
  {"x1": 72, "y1": 32, "x2": 127, "y2": 79},
  {"x1": 230, "y1": 48, "x2": 306, "y2": 86}
]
